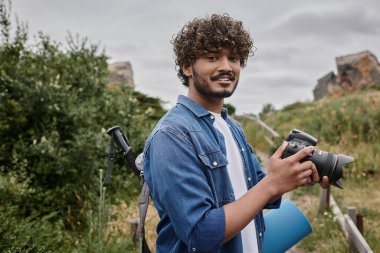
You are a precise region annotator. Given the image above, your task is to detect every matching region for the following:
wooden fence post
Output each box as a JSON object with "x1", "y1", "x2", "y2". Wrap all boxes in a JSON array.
[
  {"x1": 345, "y1": 213, "x2": 373, "y2": 253},
  {"x1": 345, "y1": 207, "x2": 372, "y2": 253},
  {"x1": 356, "y1": 213, "x2": 364, "y2": 235},
  {"x1": 347, "y1": 207, "x2": 358, "y2": 225},
  {"x1": 319, "y1": 185, "x2": 330, "y2": 212},
  {"x1": 347, "y1": 207, "x2": 364, "y2": 234},
  {"x1": 347, "y1": 207, "x2": 358, "y2": 253},
  {"x1": 130, "y1": 218, "x2": 140, "y2": 245}
]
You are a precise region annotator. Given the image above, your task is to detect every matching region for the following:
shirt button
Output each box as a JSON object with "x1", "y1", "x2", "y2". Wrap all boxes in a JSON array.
[
  {"x1": 241, "y1": 148, "x2": 245, "y2": 152},
  {"x1": 248, "y1": 177, "x2": 252, "y2": 181},
  {"x1": 192, "y1": 248, "x2": 197, "y2": 252},
  {"x1": 213, "y1": 161, "x2": 218, "y2": 166},
  {"x1": 227, "y1": 124, "x2": 231, "y2": 128},
  {"x1": 259, "y1": 232, "x2": 262, "y2": 237},
  {"x1": 210, "y1": 115, "x2": 215, "y2": 120}
]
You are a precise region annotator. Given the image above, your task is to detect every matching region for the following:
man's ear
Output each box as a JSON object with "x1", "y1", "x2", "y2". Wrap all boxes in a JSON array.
[{"x1": 181, "y1": 64, "x2": 192, "y2": 77}]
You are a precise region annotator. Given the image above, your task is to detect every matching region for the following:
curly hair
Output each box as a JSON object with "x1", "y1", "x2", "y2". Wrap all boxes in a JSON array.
[{"x1": 172, "y1": 14, "x2": 254, "y2": 87}]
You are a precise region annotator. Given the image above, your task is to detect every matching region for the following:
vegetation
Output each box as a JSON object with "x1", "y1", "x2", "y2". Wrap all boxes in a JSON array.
[
  {"x1": 263, "y1": 90, "x2": 380, "y2": 177},
  {"x1": 2, "y1": 0, "x2": 379, "y2": 251},
  {"x1": 223, "y1": 103, "x2": 236, "y2": 115},
  {"x1": 259, "y1": 103, "x2": 276, "y2": 119},
  {"x1": 0, "y1": 1, "x2": 165, "y2": 251},
  {"x1": 242, "y1": 89, "x2": 380, "y2": 252}
]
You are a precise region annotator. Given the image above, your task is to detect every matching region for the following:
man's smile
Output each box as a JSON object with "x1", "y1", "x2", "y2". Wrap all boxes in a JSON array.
[{"x1": 211, "y1": 73, "x2": 235, "y2": 85}]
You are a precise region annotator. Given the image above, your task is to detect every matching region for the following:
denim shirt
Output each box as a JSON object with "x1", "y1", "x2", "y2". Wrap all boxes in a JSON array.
[{"x1": 143, "y1": 95, "x2": 281, "y2": 253}]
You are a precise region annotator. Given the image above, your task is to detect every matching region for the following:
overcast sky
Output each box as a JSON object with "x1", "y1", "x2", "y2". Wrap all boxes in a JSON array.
[{"x1": 10, "y1": 0, "x2": 380, "y2": 114}]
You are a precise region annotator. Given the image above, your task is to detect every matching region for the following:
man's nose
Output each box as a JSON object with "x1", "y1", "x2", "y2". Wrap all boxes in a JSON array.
[{"x1": 217, "y1": 56, "x2": 232, "y2": 72}]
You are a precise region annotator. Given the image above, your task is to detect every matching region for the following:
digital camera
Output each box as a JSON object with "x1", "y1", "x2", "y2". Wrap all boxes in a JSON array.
[{"x1": 281, "y1": 129, "x2": 354, "y2": 189}]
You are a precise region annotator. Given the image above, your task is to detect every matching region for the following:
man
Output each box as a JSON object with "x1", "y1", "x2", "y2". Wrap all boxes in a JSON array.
[{"x1": 143, "y1": 14, "x2": 328, "y2": 253}]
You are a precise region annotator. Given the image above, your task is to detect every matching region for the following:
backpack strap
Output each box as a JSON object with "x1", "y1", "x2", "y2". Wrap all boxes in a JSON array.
[
  {"x1": 139, "y1": 181, "x2": 151, "y2": 253},
  {"x1": 104, "y1": 131, "x2": 116, "y2": 184}
]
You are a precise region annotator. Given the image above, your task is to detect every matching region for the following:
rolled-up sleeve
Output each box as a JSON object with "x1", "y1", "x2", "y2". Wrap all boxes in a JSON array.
[{"x1": 144, "y1": 128, "x2": 225, "y2": 252}]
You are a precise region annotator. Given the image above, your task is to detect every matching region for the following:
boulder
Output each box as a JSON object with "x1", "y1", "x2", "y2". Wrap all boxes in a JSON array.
[
  {"x1": 313, "y1": 71, "x2": 337, "y2": 100},
  {"x1": 313, "y1": 51, "x2": 380, "y2": 100},
  {"x1": 336, "y1": 50, "x2": 380, "y2": 89},
  {"x1": 108, "y1": 61, "x2": 135, "y2": 87}
]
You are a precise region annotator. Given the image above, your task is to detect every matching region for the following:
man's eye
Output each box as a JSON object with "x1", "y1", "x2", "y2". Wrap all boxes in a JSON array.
[
  {"x1": 230, "y1": 56, "x2": 240, "y2": 62},
  {"x1": 207, "y1": 56, "x2": 217, "y2": 61}
]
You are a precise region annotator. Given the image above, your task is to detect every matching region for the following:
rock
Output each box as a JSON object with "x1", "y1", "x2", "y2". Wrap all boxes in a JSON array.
[
  {"x1": 313, "y1": 51, "x2": 380, "y2": 100},
  {"x1": 108, "y1": 61, "x2": 135, "y2": 87},
  {"x1": 313, "y1": 71, "x2": 337, "y2": 100},
  {"x1": 336, "y1": 50, "x2": 380, "y2": 89}
]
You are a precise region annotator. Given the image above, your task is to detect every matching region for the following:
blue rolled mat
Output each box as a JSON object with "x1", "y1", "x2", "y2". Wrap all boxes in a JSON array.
[{"x1": 263, "y1": 199, "x2": 312, "y2": 253}]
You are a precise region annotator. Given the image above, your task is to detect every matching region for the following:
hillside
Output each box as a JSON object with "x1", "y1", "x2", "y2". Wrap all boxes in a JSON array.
[
  {"x1": 263, "y1": 88, "x2": 379, "y2": 175},
  {"x1": 239, "y1": 88, "x2": 380, "y2": 252}
]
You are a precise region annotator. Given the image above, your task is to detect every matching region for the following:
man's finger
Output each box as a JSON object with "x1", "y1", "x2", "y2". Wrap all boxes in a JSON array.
[
  {"x1": 299, "y1": 168, "x2": 313, "y2": 179},
  {"x1": 288, "y1": 146, "x2": 314, "y2": 162},
  {"x1": 311, "y1": 164, "x2": 320, "y2": 182},
  {"x1": 320, "y1": 176, "x2": 329, "y2": 188},
  {"x1": 272, "y1": 141, "x2": 288, "y2": 159}
]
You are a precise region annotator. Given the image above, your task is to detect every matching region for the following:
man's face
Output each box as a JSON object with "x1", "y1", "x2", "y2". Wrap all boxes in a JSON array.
[{"x1": 185, "y1": 48, "x2": 241, "y2": 99}]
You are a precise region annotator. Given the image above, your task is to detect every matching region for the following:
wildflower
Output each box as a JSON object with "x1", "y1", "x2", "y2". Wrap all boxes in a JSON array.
[{"x1": 370, "y1": 98, "x2": 378, "y2": 108}]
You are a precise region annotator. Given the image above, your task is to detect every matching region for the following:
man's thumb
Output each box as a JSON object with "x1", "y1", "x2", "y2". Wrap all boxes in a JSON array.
[{"x1": 272, "y1": 141, "x2": 288, "y2": 159}]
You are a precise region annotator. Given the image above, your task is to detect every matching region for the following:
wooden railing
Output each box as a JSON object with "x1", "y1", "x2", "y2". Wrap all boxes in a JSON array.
[
  {"x1": 319, "y1": 188, "x2": 373, "y2": 253},
  {"x1": 242, "y1": 114, "x2": 374, "y2": 253}
]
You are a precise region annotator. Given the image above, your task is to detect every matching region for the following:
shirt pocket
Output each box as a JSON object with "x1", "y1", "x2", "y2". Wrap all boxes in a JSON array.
[
  {"x1": 199, "y1": 151, "x2": 228, "y2": 169},
  {"x1": 198, "y1": 151, "x2": 235, "y2": 206}
]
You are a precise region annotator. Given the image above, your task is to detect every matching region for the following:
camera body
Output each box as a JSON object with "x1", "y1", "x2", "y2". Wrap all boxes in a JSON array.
[
  {"x1": 281, "y1": 129, "x2": 317, "y2": 162},
  {"x1": 281, "y1": 129, "x2": 354, "y2": 189}
]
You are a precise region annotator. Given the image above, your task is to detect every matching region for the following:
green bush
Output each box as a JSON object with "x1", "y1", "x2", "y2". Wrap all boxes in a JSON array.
[
  {"x1": 224, "y1": 103, "x2": 236, "y2": 115},
  {"x1": 0, "y1": 0, "x2": 165, "y2": 233},
  {"x1": 0, "y1": 205, "x2": 67, "y2": 253}
]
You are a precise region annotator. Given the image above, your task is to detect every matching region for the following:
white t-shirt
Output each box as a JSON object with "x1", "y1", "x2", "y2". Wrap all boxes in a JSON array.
[{"x1": 211, "y1": 112, "x2": 259, "y2": 253}]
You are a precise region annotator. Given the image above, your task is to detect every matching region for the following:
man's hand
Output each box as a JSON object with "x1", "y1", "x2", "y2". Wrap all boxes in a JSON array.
[
  {"x1": 266, "y1": 141, "x2": 329, "y2": 195},
  {"x1": 304, "y1": 164, "x2": 330, "y2": 188}
]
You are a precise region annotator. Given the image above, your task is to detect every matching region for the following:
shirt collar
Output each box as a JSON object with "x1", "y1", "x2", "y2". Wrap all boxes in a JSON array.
[{"x1": 176, "y1": 95, "x2": 229, "y2": 119}]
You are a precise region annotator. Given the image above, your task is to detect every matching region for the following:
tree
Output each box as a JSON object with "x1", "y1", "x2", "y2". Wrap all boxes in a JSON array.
[
  {"x1": 0, "y1": 0, "x2": 165, "y2": 229},
  {"x1": 224, "y1": 103, "x2": 236, "y2": 115},
  {"x1": 259, "y1": 103, "x2": 276, "y2": 118}
]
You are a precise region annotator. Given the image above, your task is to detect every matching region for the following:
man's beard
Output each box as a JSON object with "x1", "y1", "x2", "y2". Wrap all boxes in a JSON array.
[{"x1": 192, "y1": 68, "x2": 239, "y2": 98}]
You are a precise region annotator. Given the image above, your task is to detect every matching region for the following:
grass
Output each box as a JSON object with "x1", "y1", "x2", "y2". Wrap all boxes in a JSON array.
[
  {"x1": 241, "y1": 88, "x2": 380, "y2": 252},
  {"x1": 289, "y1": 174, "x2": 380, "y2": 252},
  {"x1": 110, "y1": 197, "x2": 159, "y2": 252},
  {"x1": 68, "y1": 169, "x2": 139, "y2": 253}
]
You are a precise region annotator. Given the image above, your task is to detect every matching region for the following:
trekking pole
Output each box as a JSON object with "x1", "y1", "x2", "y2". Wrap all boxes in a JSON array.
[
  {"x1": 104, "y1": 126, "x2": 141, "y2": 184},
  {"x1": 105, "y1": 126, "x2": 151, "y2": 253}
]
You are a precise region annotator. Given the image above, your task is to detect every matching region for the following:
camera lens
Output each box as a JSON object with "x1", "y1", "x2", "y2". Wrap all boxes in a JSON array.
[
  {"x1": 282, "y1": 129, "x2": 354, "y2": 189},
  {"x1": 310, "y1": 150, "x2": 354, "y2": 189}
]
